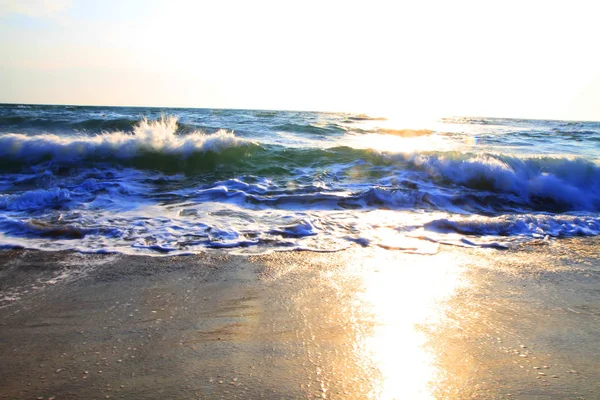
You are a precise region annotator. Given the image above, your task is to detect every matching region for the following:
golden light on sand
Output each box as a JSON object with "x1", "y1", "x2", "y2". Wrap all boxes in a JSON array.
[{"x1": 356, "y1": 250, "x2": 466, "y2": 399}]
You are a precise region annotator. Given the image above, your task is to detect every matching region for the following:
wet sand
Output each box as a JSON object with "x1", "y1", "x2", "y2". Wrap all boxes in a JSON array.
[{"x1": 0, "y1": 239, "x2": 599, "y2": 399}]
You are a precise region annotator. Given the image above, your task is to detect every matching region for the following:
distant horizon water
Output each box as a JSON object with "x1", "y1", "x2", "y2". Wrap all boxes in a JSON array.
[{"x1": 1, "y1": 102, "x2": 598, "y2": 124}]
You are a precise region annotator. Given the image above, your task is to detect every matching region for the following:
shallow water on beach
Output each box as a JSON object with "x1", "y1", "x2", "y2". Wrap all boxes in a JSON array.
[{"x1": 0, "y1": 104, "x2": 599, "y2": 255}]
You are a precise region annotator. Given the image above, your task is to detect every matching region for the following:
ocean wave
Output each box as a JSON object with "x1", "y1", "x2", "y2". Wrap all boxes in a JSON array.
[
  {"x1": 272, "y1": 123, "x2": 346, "y2": 135},
  {"x1": 253, "y1": 110, "x2": 278, "y2": 118},
  {"x1": 71, "y1": 118, "x2": 151, "y2": 133},
  {"x1": 552, "y1": 129, "x2": 598, "y2": 135},
  {"x1": 424, "y1": 215, "x2": 600, "y2": 238},
  {"x1": 0, "y1": 116, "x2": 147, "y2": 133},
  {"x1": 174, "y1": 181, "x2": 519, "y2": 214},
  {"x1": 440, "y1": 117, "x2": 493, "y2": 125},
  {"x1": 0, "y1": 116, "x2": 255, "y2": 163},
  {"x1": 399, "y1": 152, "x2": 600, "y2": 212},
  {"x1": 345, "y1": 114, "x2": 387, "y2": 121},
  {"x1": 0, "y1": 188, "x2": 71, "y2": 211},
  {"x1": 1, "y1": 126, "x2": 598, "y2": 213},
  {"x1": 549, "y1": 129, "x2": 600, "y2": 141}
]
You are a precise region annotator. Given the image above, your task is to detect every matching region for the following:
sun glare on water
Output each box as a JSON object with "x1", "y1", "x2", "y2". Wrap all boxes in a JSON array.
[
  {"x1": 350, "y1": 133, "x2": 448, "y2": 154},
  {"x1": 346, "y1": 113, "x2": 454, "y2": 154}
]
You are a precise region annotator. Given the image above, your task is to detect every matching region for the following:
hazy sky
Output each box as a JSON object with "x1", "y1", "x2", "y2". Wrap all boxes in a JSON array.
[{"x1": 1, "y1": 0, "x2": 599, "y2": 120}]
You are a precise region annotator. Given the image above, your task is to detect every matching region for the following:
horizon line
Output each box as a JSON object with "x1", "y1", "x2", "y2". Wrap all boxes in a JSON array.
[{"x1": 1, "y1": 102, "x2": 598, "y2": 124}]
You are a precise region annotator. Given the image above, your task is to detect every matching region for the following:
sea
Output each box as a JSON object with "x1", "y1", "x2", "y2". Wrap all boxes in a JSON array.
[{"x1": 0, "y1": 103, "x2": 598, "y2": 255}]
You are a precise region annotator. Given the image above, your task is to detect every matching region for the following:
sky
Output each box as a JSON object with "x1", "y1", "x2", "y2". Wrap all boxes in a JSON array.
[{"x1": 1, "y1": 0, "x2": 599, "y2": 120}]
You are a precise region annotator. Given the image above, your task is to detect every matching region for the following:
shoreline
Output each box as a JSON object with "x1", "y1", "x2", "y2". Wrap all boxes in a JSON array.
[{"x1": 1, "y1": 239, "x2": 599, "y2": 399}]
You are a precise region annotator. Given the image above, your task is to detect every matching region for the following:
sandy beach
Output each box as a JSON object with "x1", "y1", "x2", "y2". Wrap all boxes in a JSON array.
[{"x1": 1, "y1": 240, "x2": 599, "y2": 399}]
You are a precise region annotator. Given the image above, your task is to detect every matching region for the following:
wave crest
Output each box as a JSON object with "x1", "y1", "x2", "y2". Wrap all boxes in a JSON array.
[
  {"x1": 0, "y1": 116, "x2": 253, "y2": 163},
  {"x1": 399, "y1": 152, "x2": 600, "y2": 211}
]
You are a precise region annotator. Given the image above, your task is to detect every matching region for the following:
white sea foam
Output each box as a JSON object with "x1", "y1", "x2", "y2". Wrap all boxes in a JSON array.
[
  {"x1": 398, "y1": 152, "x2": 600, "y2": 211},
  {"x1": 0, "y1": 188, "x2": 71, "y2": 211},
  {"x1": 0, "y1": 202, "x2": 598, "y2": 255},
  {"x1": 0, "y1": 116, "x2": 251, "y2": 161},
  {"x1": 424, "y1": 214, "x2": 600, "y2": 238}
]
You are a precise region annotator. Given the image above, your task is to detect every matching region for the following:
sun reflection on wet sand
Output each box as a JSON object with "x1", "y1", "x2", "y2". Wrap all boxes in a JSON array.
[
  {"x1": 355, "y1": 250, "x2": 467, "y2": 399},
  {"x1": 2, "y1": 242, "x2": 599, "y2": 399}
]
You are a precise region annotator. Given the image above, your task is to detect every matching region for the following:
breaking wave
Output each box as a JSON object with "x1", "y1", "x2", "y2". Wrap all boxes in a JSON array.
[
  {"x1": 397, "y1": 152, "x2": 600, "y2": 212},
  {"x1": 0, "y1": 116, "x2": 255, "y2": 163}
]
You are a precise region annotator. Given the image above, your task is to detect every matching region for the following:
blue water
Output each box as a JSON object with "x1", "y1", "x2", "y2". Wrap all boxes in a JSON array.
[{"x1": 0, "y1": 104, "x2": 599, "y2": 254}]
